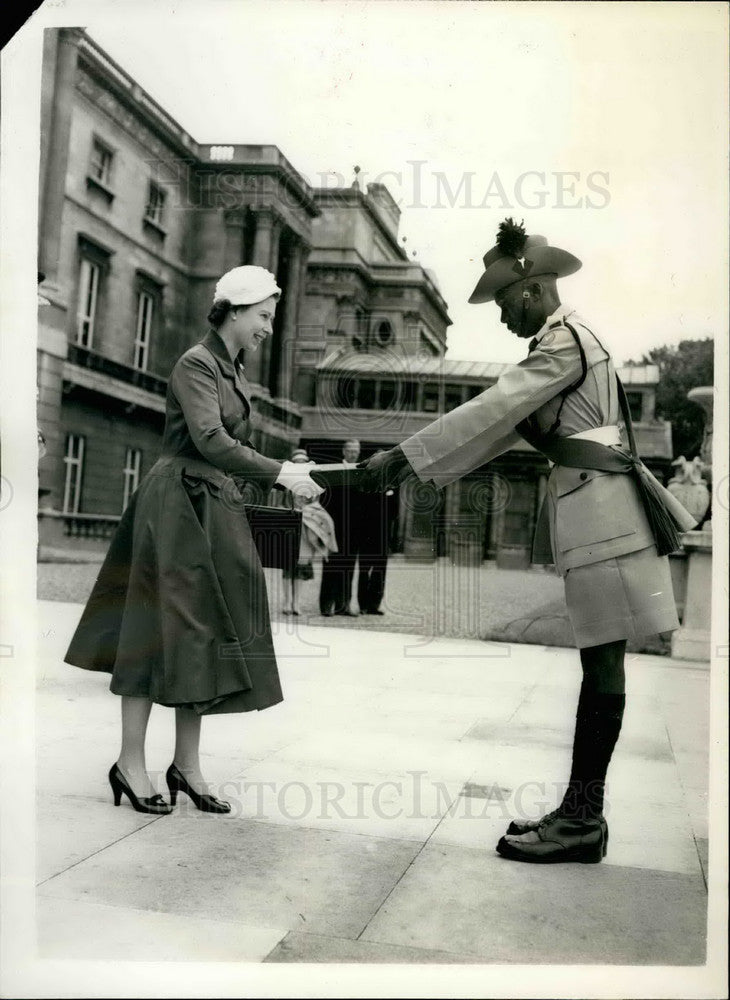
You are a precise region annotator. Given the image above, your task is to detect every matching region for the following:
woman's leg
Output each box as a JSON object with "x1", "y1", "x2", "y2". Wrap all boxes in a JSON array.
[
  {"x1": 117, "y1": 696, "x2": 156, "y2": 796},
  {"x1": 173, "y1": 707, "x2": 208, "y2": 792},
  {"x1": 291, "y1": 576, "x2": 300, "y2": 614}
]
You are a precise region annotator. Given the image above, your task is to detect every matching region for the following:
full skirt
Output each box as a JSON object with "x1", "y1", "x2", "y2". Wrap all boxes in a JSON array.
[{"x1": 64, "y1": 464, "x2": 283, "y2": 714}]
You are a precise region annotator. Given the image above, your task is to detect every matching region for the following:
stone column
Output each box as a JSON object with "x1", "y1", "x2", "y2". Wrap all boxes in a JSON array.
[
  {"x1": 250, "y1": 209, "x2": 274, "y2": 269},
  {"x1": 269, "y1": 217, "x2": 282, "y2": 274},
  {"x1": 246, "y1": 209, "x2": 277, "y2": 386},
  {"x1": 244, "y1": 210, "x2": 269, "y2": 385},
  {"x1": 39, "y1": 28, "x2": 82, "y2": 282},
  {"x1": 276, "y1": 240, "x2": 302, "y2": 398},
  {"x1": 258, "y1": 217, "x2": 282, "y2": 391},
  {"x1": 37, "y1": 29, "x2": 81, "y2": 513},
  {"x1": 222, "y1": 210, "x2": 246, "y2": 270}
]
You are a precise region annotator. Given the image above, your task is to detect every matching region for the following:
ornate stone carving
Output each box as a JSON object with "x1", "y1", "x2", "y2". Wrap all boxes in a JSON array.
[{"x1": 667, "y1": 456, "x2": 711, "y2": 525}]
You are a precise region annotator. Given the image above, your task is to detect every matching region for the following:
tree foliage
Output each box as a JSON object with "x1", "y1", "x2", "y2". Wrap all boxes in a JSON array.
[{"x1": 635, "y1": 339, "x2": 714, "y2": 459}]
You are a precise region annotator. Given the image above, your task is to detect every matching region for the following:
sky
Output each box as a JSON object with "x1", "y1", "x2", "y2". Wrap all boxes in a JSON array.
[{"x1": 30, "y1": 1, "x2": 730, "y2": 363}]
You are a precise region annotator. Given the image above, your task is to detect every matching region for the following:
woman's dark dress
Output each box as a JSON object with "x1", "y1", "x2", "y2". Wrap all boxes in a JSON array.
[{"x1": 64, "y1": 330, "x2": 284, "y2": 715}]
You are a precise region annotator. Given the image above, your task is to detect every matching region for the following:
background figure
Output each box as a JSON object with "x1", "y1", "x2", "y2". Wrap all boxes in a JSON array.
[
  {"x1": 318, "y1": 438, "x2": 360, "y2": 617},
  {"x1": 355, "y1": 487, "x2": 392, "y2": 615},
  {"x1": 282, "y1": 448, "x2": 337, "y2": 615}
]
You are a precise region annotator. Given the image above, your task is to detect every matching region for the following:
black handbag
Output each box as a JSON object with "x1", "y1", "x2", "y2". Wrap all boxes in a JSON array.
[{"x1": 244, "y1": 503, "x2": 302, "y2": 571}]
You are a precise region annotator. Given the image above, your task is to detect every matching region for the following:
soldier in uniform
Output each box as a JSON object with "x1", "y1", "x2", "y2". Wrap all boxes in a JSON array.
[{"x1": 359, "y1": 220, "x2": 695, "y2": 864}]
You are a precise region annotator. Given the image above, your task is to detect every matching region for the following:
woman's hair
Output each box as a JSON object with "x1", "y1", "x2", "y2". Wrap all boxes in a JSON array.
[
  {"x1": 207, "y1": 299, "x2": 234, "y2": 329},
  {"x1": 207, "y1": 293, "x2": 281, "y2": 330}
]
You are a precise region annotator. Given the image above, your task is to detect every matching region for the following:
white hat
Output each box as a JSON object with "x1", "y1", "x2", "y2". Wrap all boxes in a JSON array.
[{"x1": 213, "y1": 265, "x2": 281, "y2": 306}]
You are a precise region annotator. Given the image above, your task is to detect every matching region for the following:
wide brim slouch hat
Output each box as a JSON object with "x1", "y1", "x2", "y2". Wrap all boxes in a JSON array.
[
  {"x1": 469, "y1": 218, "x2": 582, "y2": 304},
  {"x1": 214, "y1": 265, "x2": 281, "y2": 306}
]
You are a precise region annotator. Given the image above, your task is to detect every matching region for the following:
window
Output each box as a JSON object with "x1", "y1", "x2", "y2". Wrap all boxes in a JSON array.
[
  {"x1": 89, "y1": 138, "x2": 113, "y2": 187},
  {"x1": 402, "y1": 382, "x2": 417, "y2": 410},
  {"x1": 144, "y1": 181, "x2": 166, "y2": 226},
  {"x1": 501, "y1": 511, "x2": 530, "y2": 546},
  {"x1": 445, "y1": 384, "x2": 464, "y2": 412},
  {"x1": 122, "y1": 448, "x2": 142, "y2": 510},
  {"x1": 378, "y1": 380, "x2": 397, "y2": 410},
  {"x1": 336, "y1": 377, "x2": 356, "y2": 409},
  {"x1": 134, "y1": 291, "x2": 154, "y2": 371},
  {"x1": 422, "y1": 384, "x2": 440, "y2": 413},
  {"x1": 76, "y1": 258, "x2": 100, "y2": 348},
  {"x1": 63, "y1": 434, "x2": 85, "y2": 514},
  {"x1": 374, "y1": 320, "x2": 393, "y2": 347},
  {"x1": 357, "y1": 380, "x2": 376, "y2": 409}
]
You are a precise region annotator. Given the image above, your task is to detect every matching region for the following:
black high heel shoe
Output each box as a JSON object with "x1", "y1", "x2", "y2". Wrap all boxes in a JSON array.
[
  {"x1": 108, "y1": 763, "x2": 172, "y2": 815},
  {"x1": 165, "y1": 763, "x2": 232, "y2": 814}
]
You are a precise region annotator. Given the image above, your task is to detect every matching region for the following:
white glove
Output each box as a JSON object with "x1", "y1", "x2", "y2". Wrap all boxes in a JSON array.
[{"x1": 275, "y1": 461, "x2": 324, "y2": 503}]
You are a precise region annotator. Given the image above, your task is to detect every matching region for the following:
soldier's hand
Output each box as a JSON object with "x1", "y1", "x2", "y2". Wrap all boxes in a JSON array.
[{"x1": 357, "y1": 446, "x2": 411, "y2": 492}]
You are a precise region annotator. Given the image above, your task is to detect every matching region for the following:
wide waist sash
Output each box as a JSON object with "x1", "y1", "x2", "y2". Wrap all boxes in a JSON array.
[{"x1": 540, "y1": 435, "x2": 697, "y2": 555}]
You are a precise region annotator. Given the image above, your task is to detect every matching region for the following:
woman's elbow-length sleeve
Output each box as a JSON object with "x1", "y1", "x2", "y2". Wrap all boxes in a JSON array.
[{"x1": 171, "y1": 353, "x2": 282, "y2": 490}]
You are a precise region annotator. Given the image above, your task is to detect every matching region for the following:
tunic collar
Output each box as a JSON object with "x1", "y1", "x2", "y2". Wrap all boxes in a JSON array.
[
  {"x1": 526, "y1": 306, "x2": 577, "y2": 354},
  {"x1": 533, "y1": 304, "x2": 576, "y2": 345}
]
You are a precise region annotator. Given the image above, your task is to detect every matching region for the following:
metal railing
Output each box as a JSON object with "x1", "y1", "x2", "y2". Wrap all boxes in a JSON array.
[{"x1": 67, "y1": 344, "x2": 168, "y2": 397}]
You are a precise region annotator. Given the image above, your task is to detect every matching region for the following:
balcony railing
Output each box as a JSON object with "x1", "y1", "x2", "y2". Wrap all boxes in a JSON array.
[
  {"x1": 67, "y1": 344, "x2": 168, "y2": 396},
  {"x1": 38, "y1": 508, "x2": 122, "y2": 542},
  {"x1": 63, "y1": 512, "x2": 121, "y2": 540}
]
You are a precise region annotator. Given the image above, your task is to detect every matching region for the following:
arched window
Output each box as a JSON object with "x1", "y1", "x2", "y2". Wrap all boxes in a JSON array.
[{"x1": 374, "y1": 320, "x2": 393, "y2": 347}]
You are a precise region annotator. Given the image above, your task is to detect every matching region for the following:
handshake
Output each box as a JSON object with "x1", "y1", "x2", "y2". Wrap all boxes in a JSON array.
[
  {"x1": 275, "y1": 446, "x2": 413, "y2": 501},
  {"x1": 356, "y1": 445, "x2": 413, "y2": 493}
]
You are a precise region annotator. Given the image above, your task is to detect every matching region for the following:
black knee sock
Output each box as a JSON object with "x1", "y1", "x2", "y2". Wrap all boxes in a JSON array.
[{"x1": 560, "y1": 687, "x2": 626, "y2": 820}]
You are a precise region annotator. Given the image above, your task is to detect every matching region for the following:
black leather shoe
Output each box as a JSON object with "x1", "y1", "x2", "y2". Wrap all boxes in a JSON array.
[
  {"x1": 496, "y1": 815, "x2": 605, "y2": 864},
  {"x1": 108, "y1": 763, "x2": 171, "y2": 815},
  {"x1": 506, "y1": 810, "x2": 608, "y2": 856},
  {"x1": 334, "y1": 609, "x2": 358, "y2": 617},
  {"x1": 166, "y1": 763, "x2": 232, "y2": 814}
]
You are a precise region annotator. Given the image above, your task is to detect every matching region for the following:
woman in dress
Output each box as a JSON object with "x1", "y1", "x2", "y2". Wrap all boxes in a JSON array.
[{"x1": 65, "y1": 266, "x2": 321, "y2": 815}]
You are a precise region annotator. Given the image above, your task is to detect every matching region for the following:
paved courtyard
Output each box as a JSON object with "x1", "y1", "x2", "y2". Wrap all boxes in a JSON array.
[{"x1": 10, "y1": 597, "x2": 722, "y2": 997}]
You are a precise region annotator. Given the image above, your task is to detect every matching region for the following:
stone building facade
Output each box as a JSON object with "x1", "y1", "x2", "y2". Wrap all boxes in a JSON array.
[{"x1": 37, "y1": 29, "x2": 672, "y2": 566}]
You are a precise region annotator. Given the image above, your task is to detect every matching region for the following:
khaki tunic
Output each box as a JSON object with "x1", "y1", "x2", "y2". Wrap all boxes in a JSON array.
[{"x1": 400, "y1": 307, "x2": 680, "y2": 646}]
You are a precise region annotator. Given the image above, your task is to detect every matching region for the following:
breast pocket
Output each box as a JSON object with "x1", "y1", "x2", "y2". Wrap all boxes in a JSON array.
[{"x1": 555, "y1": 470, "x2": 638, "y2": 553}]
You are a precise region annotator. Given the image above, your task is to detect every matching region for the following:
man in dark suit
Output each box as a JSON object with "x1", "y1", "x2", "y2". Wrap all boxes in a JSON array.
[
  {"x1": 355, "y1": 487, "x2": 391, "y2": 615},
  {"x1": 318, "y1": 439, "x2": 360, "y2": 616}
]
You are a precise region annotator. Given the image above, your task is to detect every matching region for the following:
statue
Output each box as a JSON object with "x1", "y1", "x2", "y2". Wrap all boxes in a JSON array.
[{"x1": 667, "y1": 455, "x2": 711, "y2": 525}]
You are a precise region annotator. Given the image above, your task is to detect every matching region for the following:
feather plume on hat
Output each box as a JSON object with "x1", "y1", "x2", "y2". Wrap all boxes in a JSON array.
[
  {"x1": 495, "y1": 218, "x2": 528, "y2": 258},
  {"x1": 468, "y1": 219, "x2": 582, "y2": 304}
]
